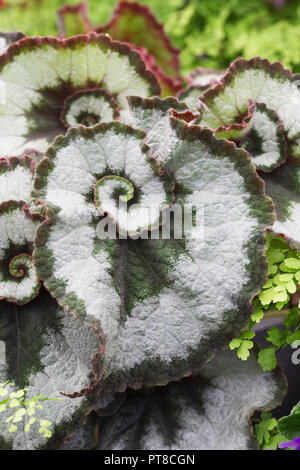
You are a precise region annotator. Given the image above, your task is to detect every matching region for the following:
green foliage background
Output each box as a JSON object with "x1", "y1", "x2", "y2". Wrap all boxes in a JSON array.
[
  {"x1": 1, "y1": 0, "x2": 300, "y2": 76},
  {"x1": 1, "y1": 0, "x2": 300, "y2": 450}
]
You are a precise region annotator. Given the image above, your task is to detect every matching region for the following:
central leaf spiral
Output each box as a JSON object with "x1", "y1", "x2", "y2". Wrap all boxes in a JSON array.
[
  {"x1": 61, "y1": 89, "x2": 120, "y2": 128},
  {"x1": 94, "y1": 169, "x2": 173, "y2": 237},
  {"x1": 0, "y1": 201, "x2": 40, "y2": 305}
]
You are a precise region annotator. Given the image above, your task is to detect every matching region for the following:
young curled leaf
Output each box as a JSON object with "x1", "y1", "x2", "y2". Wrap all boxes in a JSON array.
[
  {"x1": 0, "y1": 201, "x2": 40, "y2": 305},
  {"x1": 239, "y1": 102, "x2": 287, "y2": 172},
  {"x1": 96, "y1": 1, "x2": 182, "y2": 96},
  {"x1": 60, "y1": 88, "x2": 120, "y2": 129},
  {"x1": 127, "y1": 95, "x2": 189, "y2": 162}
]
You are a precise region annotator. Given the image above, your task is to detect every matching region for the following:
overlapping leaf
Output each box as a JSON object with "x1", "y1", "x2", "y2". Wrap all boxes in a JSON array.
[
  {"x1": 0, "y1": 14, "x2": 293, "y2": 453},
  {"x1": 0, "y1": 152, "x2": 106, "y2": 450},
  {"x1": 0, "y1": 289, "x2": 103, "y2": 450},
  {"x1": 199, "y1": 58, "x2": 300, "y2": 161},
  {"x1": 57, "y1": 2, "x2": 92, "y2": 38},
  {"x1": 263, "y1": 165, "x2": 300, "y2": 249},
  {"x1": 206, "y1": 100, "x2": 287, "y2": 172},
  {"x1": 96, "y1": 348, "x2": 285, "y2": 450},
  {"x1": 32, "y1": 101, "x2": 274, "y2": 393},
  {"x1": 179, "y1": 67, "x2": 225, "y2": 112},
  {"x1": 278, "y1": 402, "x2": 300, "y2": 440},
  {"x1": 0, "y1": 201, "x2": 40, "y2": 305},
  {"x1": 183, "y1": 58, "x2": 300, "y2": 244},
  {"x1": 0, "y1": 32, "x2": 160, "y2": 156},
  {"x1": 98, "y1": 1, "x2": 181, "y2": 80},
  {"x1": 127, "y1": 96, "x2": 191, "y2": 161},
  {"x1": 56, "y1": 1, "x2": 182, "y2": 96},
  {"x1": 95, "y1": 1, "x2": 182, "y2": 96},
  {"x1": 58, "y1": 393, "x2": 126, "y2": 450},
  {"x1": 0, "y1": 155, "x2": 40, "y2": 305}
]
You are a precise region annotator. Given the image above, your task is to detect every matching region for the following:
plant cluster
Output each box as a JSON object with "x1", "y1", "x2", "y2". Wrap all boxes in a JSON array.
[
  {"x1": 253, "y1": 400, "x2": 300, "y2": 450},
  {"x1": 230, "y1": 234, "x2": 300, "y2": 369},
  {"x1": 0, "y1": 381, "x2": 59, "y2": 438},
  {"x1": 1, "y1": 0, "x2": 300, "y2": 75},
  {"x1": 0, "y1": 0, "x2": 299, "y2": 451}
]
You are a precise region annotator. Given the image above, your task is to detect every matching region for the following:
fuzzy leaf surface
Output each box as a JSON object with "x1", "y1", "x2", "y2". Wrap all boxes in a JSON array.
[
  {"x1": 239, "y1": 102, "x2": 287, "y2": 172},
  {"x1": 0, "y1": 31, "x2": 24, "y2": 55},
  {"x1": 128, "y1": 96, "x2": 189, "y2": 162},
  {"x1": 96, "y1": 348, "x2": 285, "y2": 450},
  {"x1": 0, "y1": 156, "x2": 35, "y2": 204},
  {"x1": 0, "y1": 33, "x2": 160, "y2": 156},
  {"x1": 263, "y1": 165, "x2": 300, "y2": 249}
]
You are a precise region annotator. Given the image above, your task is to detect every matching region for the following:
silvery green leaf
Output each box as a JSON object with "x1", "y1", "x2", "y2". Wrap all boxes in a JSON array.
[
  {"x1": 32, "y1": 116, "x2": 274, "y2": 392},
  {"x1": 0, "y1": 33, "x2": 160, "y2": 156},
  {"x1": 0, "y1": 289, "x2": 103, "y2": 450},
  {"x1": 263, "y1": 165, "x2": 300, "y2": 249},
  {"x1": 200, "y1": 58, "x2": 300, "y2": 161},
  {"x1": 97, "y1": 348, "x2": 285, "y2": 450}
]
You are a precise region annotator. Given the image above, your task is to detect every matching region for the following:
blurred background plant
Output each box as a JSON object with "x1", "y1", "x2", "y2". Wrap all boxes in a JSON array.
[
  {"x1": 1, "y1": 0, "x2": 300, "y2": 76},
  {"x1": 1, "y1": 0, "x2": 300, "y2": 450}
]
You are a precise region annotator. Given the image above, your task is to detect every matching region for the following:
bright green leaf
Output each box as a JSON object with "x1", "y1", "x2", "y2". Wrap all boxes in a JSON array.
[
  {"x1": 258, "y1": 347, "x2": 277, "y2": 371},
  {"x1": 9, "y1": 424, "x2": 17, "y2": 433},
  {"x1": 237, "y1": 340, "x2": 254, "y2": 360},
  {"x1": 266, "y1": 326, "x2": 286, "y2": 348}
]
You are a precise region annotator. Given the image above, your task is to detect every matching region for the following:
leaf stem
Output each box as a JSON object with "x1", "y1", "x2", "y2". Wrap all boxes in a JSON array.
[
  {"x1": 14, "y1": 305, "x2": 23, "y2": 388},
  {"x1": 263, "y1": 309, "x2": 299, "y2": 318},
  {"x1": 117, "y1": 240, "x2": 128, "y2": 325}
]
